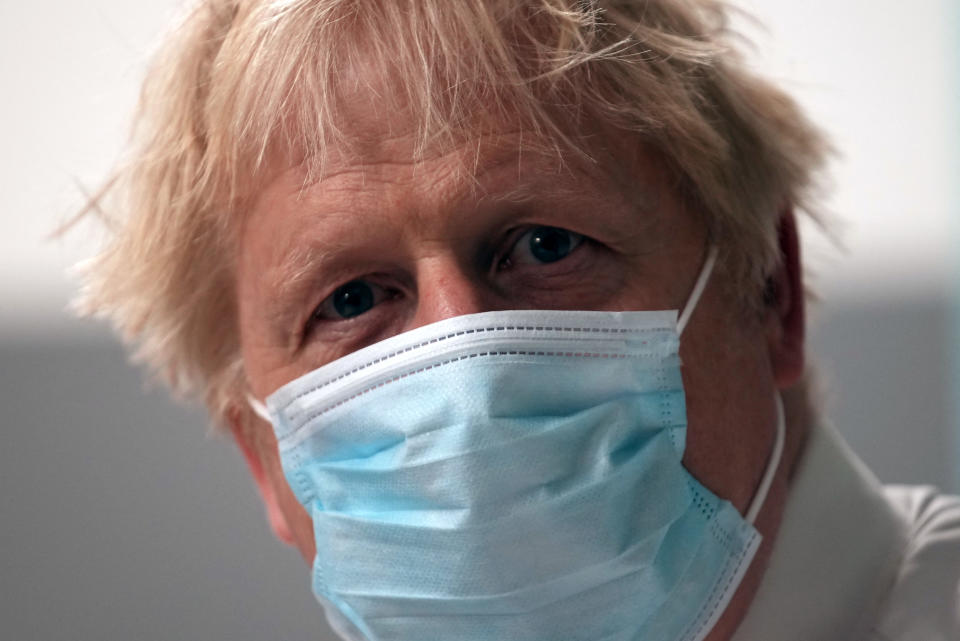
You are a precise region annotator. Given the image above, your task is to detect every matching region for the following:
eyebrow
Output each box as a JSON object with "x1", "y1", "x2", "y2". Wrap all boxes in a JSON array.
[
  {"x1": 259, "y1": 144, "x2": 661, "y2": 335},
  {"x1": 263, "y1": 240, "x2": 340, "y2": 333},
  {"x1": 262, "y1": 148, "x2": 529, "y2": 300}
]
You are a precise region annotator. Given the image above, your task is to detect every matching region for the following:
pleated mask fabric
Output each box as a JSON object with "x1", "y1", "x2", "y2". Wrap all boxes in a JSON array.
[{"x1": 261, "y1": 306, "x2": 765, "y2": 641}]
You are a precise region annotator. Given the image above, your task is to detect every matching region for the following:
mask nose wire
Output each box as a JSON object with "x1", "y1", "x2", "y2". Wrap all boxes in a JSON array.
[{"x1": 676, "y1": 245, "x2": 719, "y2": 337}]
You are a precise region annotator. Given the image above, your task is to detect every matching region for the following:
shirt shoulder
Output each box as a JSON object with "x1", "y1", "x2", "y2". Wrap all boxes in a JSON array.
[{"x1": 869, "y1": 485, "x2": 960, "y2": 641}]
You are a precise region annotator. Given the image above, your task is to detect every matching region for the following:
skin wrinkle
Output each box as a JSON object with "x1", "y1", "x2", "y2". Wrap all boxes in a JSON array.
[
  {"x1": 251, "y1": 149, "x2": 654, "y2": 363},
  {"x1": 262, "y1": 134, "x2": 664, "y2": 358}
]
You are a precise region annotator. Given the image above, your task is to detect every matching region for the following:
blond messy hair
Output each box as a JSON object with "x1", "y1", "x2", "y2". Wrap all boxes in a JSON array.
[{"x1": 79, "y1": 0, "x2": 828, "y2": 424}]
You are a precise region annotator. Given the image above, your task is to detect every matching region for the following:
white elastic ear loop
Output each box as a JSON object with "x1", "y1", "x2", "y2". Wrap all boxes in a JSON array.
[
  {"x1": 744, "y1": 394, "x2": 786, "y2": 525},
  {"x1": 676, "y1": 245, "x2": 719, "y2": 336},
  {"x1": 247, "y1": 393, "x2": 272, "y2": 424}
]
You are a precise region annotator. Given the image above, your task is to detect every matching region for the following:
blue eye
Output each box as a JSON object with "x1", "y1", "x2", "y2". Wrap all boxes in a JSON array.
[
  {"x1": 315, "y1": 280, "x2": 390, "y2": 321},
  {"x1": 529, "y1": 226, "x2": 579, "y2": 263},
  {"x1": 502, "y1": 226, "x2": 584, "y2": 268}
]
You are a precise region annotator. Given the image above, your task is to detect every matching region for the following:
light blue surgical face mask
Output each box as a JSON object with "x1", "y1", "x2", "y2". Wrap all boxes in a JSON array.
[{"x1": 250, "y1": 246, "x2": 785, "y2": 641}]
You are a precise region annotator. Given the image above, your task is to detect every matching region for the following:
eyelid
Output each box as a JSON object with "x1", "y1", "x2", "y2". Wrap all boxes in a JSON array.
[
  {"x1": 301, "y1": 276, "x2": 406, "y2": 349},
  {"x1": 497, "y1": 225, "x2": 586, "y2": 271},
  {"x1": 312, "y1": 281, "x2": 384, "y2": 321}
]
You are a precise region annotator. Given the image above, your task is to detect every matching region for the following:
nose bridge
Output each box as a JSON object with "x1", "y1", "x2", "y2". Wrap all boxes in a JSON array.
[{"x1": 410, "y1": 254, "x2": 490, "y2": 330}]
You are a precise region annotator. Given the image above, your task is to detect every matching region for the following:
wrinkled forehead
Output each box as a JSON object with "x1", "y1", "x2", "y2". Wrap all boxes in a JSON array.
[
  {"x1": 245, "y1": 86, "x2": 640, "y2": 228},
  {"x1": 207, "y1": 0, "x2": 627, "y2": 203},
  {"x1": 258, "y1": 64, "x2": 603, "y2": 197}
]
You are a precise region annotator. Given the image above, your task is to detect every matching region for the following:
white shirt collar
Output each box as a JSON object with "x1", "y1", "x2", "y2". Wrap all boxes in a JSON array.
[{"x1": 732, "y1": 421, "x2": 909, "y2": 640}]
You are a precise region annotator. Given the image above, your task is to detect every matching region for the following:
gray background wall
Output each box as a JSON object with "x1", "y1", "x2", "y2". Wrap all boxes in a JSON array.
[{"x1": 3, "y1": 1, "x2": 958, "y2": 640}]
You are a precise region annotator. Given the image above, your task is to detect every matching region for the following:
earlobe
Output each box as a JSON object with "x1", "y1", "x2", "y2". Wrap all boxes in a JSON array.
[
  {"x1": 767, "y1": 208, "x2": 806, "y2": 389},
  {"x1": 227, "y1": 407, "x2": 296, "y2": 546}
]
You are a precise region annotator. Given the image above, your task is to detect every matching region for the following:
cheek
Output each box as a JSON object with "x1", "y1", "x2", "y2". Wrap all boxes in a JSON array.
[
  {"x1": 678, "y1": 301, "x2": 777, "y2": 512},
  {"x1": 594, "y1": 258, "x2": 677, "y2": 313},
  {"x1": 513, "y1": 270, "x2": 628, "y2": 310}
]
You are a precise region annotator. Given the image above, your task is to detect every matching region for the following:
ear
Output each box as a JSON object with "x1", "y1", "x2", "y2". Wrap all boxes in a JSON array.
[
  {"x1": 765, "y1": 208, "x2": 806, "y2": 389},
  {"x1": 227, "y1": 406, "x2": 295, "y2": 546}
]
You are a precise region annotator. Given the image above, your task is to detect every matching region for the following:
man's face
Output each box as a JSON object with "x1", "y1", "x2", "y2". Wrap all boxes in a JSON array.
[{"x1": 234, "y1": 120, "x2": 802, "y2": 639}]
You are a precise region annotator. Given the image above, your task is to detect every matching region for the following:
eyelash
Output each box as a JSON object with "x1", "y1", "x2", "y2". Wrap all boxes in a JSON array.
[
  {"x1": 494, "y1": 226, "x2": 585, "y2": 272},
  {"x1": 305, "y1": 225, "x2": 589, "y2": 334}
]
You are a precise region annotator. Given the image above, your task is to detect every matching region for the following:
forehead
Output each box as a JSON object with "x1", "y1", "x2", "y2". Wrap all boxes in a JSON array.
[
  {"x1": 257, "y1": 52, "x2": 656, "y2": 213},
  {"x1": 245, "y1": 128, "x2": 653, "y2": 270},
  {"x1": 237, "y1": 122, "x2": 670, "y2": 325},
  {"x1": 274, "y1": 84, "x2": 595, "y2": 195},
  {"x1": 247, "y1": 120, "x2": 660, "y2": 246},
  {"x1": 245, "y1": 32, "x2": 661, "y2": 227}
]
